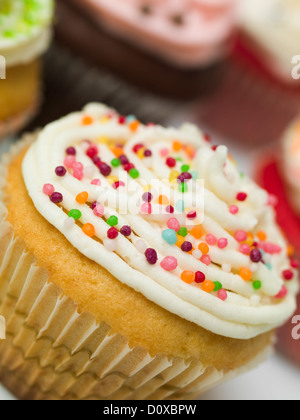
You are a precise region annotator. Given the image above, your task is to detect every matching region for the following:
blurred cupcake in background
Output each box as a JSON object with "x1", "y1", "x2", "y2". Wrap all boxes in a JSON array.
[
  {"x1": 56, "y1": 0, "x2": 238, "y2": 99},
  {"x1": 0, "y1": 0, "x2": 54, "y2": 140},
  {"x1": 239, "y1": 0, "x2": 300, "y2": 84}
]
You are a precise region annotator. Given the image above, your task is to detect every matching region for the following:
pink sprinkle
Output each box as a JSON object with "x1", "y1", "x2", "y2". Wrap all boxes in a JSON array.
[
  {"x1": 113, "y1": 181, "x2": 126, "y2": 190},
  {"x1": 43, "y1": 184, "x2": 55, "y2": 196},
  {"x1": 234, "y1": 230, "x2": 247, "y2": 242},
  {"x1": 141, "y1": 203, "x2": 152, "y2": 214},
  {"x1": 291, "y1": 259, "x2": 300, "y2": 269},
  {"x1": 218, "y1": 238, "x2": 228, "y2": 249},
  {"x1": 93, "y1": 204, "x2": 105, "y2": 217},
  {"x1": 160, "y1": 148, "x2": 169, "y2": 158},
  {"x1": 229, "y1": 205, "x2": 239, "y2": 215},
  {"x1": 200, "y1": 255, "x2": 211, "y2": 266},
  {"x1": 73, "y1": 162, "x2": 84, "y2": 171},
  {"x1": 64, "y1": 155, "x2": 76, "y2": 169},
  {"x1": 73, "y1": 169, "x2": 83, "y2": 180},
  {"x1": 160, "y1": 256, "x2": 178, "y2": 272},
  {"x1": 239, "y1": 244, "x2": 250, "y2": 255},
  {"x1": 91, "y1": 179, "x2": 102, "y2": 186},
  {"x1": 268, "y1": 194, "x2": 278, "y2": 207},
  {"x1": 275, "y1": 286, "x2": 288, "y2": 299},
  {"x1": 218, "y1": 289, "x2": 228, "y2": 301},
  {"x1": 167, "y1": 218, "x2": 180, "y2": 232},
  {"x1": 206, "y1": 234, "x2": 217, "y2": 246},
  {"x1": 260, "y1": 242, "x2": 282, "y2": 255}
]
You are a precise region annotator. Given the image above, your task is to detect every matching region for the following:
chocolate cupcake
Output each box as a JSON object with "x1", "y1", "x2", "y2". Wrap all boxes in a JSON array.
[{"x1": 55, "y1": 0, "x2": 238, "y2": 99}]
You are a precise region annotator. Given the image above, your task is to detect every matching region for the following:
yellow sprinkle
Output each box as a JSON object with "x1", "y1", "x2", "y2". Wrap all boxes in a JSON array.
[
  {"x1": 97, "y1": 136, "x2": 109, "y2": 144},
  {"x1": 143, "y1": 184, "x2": 152, "y2": 192},
  {"x1": 169, "y1": 170, "x2": 179, "y2": 183},
  {"x1": 107, "y1": 176, "x2": 119, "y2": 185},
  {"x1": 100, "y1": 116, "x2": 110, "y2": 123},
  {"x1": 137, "y1": 148, "x2": 146, "y2": 159}
]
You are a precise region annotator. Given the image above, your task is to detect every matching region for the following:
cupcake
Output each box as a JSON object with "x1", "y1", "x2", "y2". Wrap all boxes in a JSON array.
[
  {"x1": 55, "y1": 0, "x2": 238, "y2": 99},
  {"x1": 0, "y1": 0, "x2": 54, "y2": 139},
  {"x1": 239, "y1": 0, "x2": 300, "y2": 84},
  {"x1": 0, "y1": 103, "x2": 298, "y2": 400}
]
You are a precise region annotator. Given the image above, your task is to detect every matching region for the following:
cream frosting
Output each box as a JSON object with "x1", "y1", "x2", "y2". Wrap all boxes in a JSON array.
[
  {"x1": 239, "y1": 0, "x2": 300, "y2": 80},
  {"x1": 0, "y1": 0, "x2": 53, "y2": 67},
  {"x1": 22, "y1": 103, "x2": 299, "y2": 340},
  {"x1": 72, "y1": 0, "x2": 237, "y2": 68}
]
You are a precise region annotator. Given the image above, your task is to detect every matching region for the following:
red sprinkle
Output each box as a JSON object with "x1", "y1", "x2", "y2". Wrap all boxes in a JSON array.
[
  {"x1": 291, "y1": 259, "x2": 300, "y2": 269},
  {"x1": 133, "y1": 144, "x2": 144, "y2": 154},
  {"x1": 236, "y1": 192, "x2": 248, "y2": 202},
  {"x1": 166, "y1": 157, "x2": 176, "y2": 168},
  {"x1": 283, "y1": 269, "x2": 294, "y2": 281},
  {"x1": 86, "y1": 145, "x2": 98, "y2": 159},
  {"x1": 166, "y1": 205, "x2": 175, "y2": 214},
  {"x1": 107, "y1": 227, "x2": 119, "y2": 239},
  {"x1": 187, "y1": 211, "x2": 197, "y2": 219},
  {"x1": 195, "y1": 271, "x2": 206, "y2": 283}
]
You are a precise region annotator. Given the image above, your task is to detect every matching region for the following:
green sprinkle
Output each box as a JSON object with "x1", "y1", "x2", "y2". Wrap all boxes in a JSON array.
[
  {"x1": 176, "y1": 157, "x2": 183, "y2": 162},
  {"x1": 181, "y1": 164, "x2": 190, "y2": 172},
  {"x1": 129, "y1": 168, "x2": 139, "y2": 179},
  {"x1": 177, "y1": 227, "x2": 188, "y2": 238},
  {"x1": 214, "y1": 282, "x2": 223, "y2": 292},
  {"x1": 111, "y1": 158, "x2": 120, "y2": 168},
  {"x1": 253, "y1": 280, "x2": 262, "y2": 290},
  {"x1": 68, "y1": 209, "x2": 82, "y2": 220},
  {"x1": 179, "y1": 183, "x2": 188, "y2": 193},
  {"x1": 107, "y1": 216, "x2": 118, "y2": 227}
]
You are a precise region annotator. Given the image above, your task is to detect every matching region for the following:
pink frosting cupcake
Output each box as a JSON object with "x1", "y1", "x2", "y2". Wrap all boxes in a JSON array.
[{"x1": 55, "y1": 0, "x2": 238, "y2": 98}]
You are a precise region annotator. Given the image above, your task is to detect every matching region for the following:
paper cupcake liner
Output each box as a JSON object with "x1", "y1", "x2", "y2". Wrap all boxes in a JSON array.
[{"x1": 0, "y1": 138, "x2": 272, "y2": 400}]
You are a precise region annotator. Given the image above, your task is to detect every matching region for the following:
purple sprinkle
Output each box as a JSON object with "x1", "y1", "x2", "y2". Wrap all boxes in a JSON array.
[
  {"x1": 93, "y1": 156, "x2": 101, "y2": 165},
  {"x1": 99, "y1": 163, "x2": 112, "y2": 177},
  {"x1": 145, "y1": 248, "x2": 158, "y2": 265},
  {"x1": 91, "y1": 201, "x2": 98, "y2": 210},
  {"x1": 181, "y1": 241, "x2": 193, "y2": 253},
  {"x1": 50, "y1": 192, "x2": 63, "y2": 204},
  {"x1": 66, "y1": 147, "x2": 76, "y2": 156},
  {"x1": 142, "y1": 192, "x2": 153, "y2": 203},
  {"x1": 250, "y1": 249, "x2": 262, "y2": 263},
  {"x1": 144, "y1": 149, "x2": 152, "y2": 157},
  {"x1": 55, "y1": 166, "x2": 67, "y2": 177},
  {"x1": 119, "y1": 155, "x2": 129, "y2": 165},
  {"x1": 177, "y1": 172, "x2": 192, "y2": 183},
  {"x1": 120, "y1": 225, "x2": 132, "y2": 237}
]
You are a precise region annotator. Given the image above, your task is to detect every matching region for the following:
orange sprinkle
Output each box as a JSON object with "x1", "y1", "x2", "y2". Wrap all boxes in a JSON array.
[
  {"x1": 191, "y1": 225, "x2": 204, "y2": 240},
  {"x1": 201, "y1": 280, "x2": 215, "y2": 293},
  {"x1": 176, "y1": 235, "x2": 185, "y2": 248},
  {"x1": 158, "y1": 195, "x2": 170, "y2": 205},
  {"x1": 198, "y1": 242, "x2": 209, "y2": 255},
  {"x1": 82, "y1": 223, "x2": 95, "y2": 237},
  {"x1": 287, "y1": 244, "x2": 295, "y2": 257},
  {"x1": 185, "y1": 145, "x2": 196, "y2": 159},
  {"x1": 76, "y1": 191, "x2": 89, "y2": 205},
  {"x1": 129, "y1": 120, "x2": 140, "y2": 132},
  {"x1": 181, "y1": 271, "x2": 195, "y2": 284},
  {"x1": 173, "y1": 140, "x2": 182, "y2": 152},
  {"x1": 257, "y1": 231, "x2": 267, "y2": 241},
  {"x1": 112, "y1": 147, "x2": 124, "y2": 158},
  {"x1": 82, "y1": 115, "x2": 93, "y2": 126},
  {"x1": 239, "y1": 267, "x2": 252, "y2": 281}
]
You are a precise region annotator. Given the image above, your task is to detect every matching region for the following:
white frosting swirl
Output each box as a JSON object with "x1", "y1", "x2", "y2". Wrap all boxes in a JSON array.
[{"x1": 22, "y1": 104, "x2": 298, "y2": 339}]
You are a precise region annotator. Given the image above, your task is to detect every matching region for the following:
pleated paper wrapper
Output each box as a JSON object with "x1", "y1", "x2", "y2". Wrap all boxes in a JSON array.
[{"x1": 0, "y1": 138, "x2": 273, "y2": 400}]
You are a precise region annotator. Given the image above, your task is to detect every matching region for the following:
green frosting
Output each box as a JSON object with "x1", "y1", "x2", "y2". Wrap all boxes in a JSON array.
[{"x1": 0, "y1": 0, "x2": 53, "y2": 41}]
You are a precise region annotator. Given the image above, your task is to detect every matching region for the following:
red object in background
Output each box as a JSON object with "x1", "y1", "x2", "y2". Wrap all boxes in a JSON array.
[
  {"x1": 196, "y1": 35, "x2": 300, "y2": 148},
  {"x1": 256, "y1": 155, "x2": 300, "y2": 366}
]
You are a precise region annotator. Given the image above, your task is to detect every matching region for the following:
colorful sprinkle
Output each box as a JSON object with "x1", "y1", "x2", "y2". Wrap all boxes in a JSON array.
[
  {"x1": 111, "y1": 158, "x2": 121, "y2": 168},
  {"x1": 206, "y1": 234, "x2": 217, "y2": 246},
  {"x1": 55, "y1": 166, "x2": 67, "y2": 177},
  {"x1": 234, "y1": 230, "x2": 247, "y2": 242},
  {"x1": 50, "y1": 192, "x2": 63, "y2": 204},
  {"x1": 236, "y1": 192, "x2": 248, "y2": 202},
  {"x1": 195, "y1": 271, "x2": 205, "y2": 283},
  {"x1": 229, "y1": 205, "x2": 239, "y2": 215},
  {"x1": 218, "y1": 289, "x2": 228, "y2": 301},
  {"x1": 239, "y1": 244, "x2": 251, "y2": 255},
  {"x1": 167, "y1": 218, "x2": 180, "y2": 232},
  {"x1": 66, "y1": 147, "x2": 76, "y2": 155},
  {"x1": 142, "y1": 192, "x2": 153, "y2": 203},
  {"x1": 64, "y1": 155, "x2": 76, "y2": 168},
  {"x1": 218, "y1": 238, "x2": 228, "y2": 249},
  {"x1": 213, "y1": 282, "x2": 223, "y2": 292},
  {"x1": 68, "y1": 209, "x2": 82, "y2": 220},
  {"x1": 82, "y1": 223, "x2": 95, "y2": 237},
  {"x1": 145, "y1": 248, "x2": 158, "y2": 265},
  {"x1": 201, "y1": 255, "x2": 211, "y2": 266},
  {"x1": 177, "y1": 227, "x2": 188, "y2": 237},
  {"x1": 275, "y1": 286, "x2": 288, "y2": 299},
  {"x1": 198, "y1": 242, "x2": 209, "y2": 255},
  {"x1": 120, "y1": 225, "x2": 132, "y2": 237},
  {"x1": 239, "y1": 267, "x2": 253, "y2": 281},
  {"x1": 76, "y1": 191, "x2": 89, "y2": 204},
  {"x1": 93, "y1": 204, "x2": 105, "y2": 217},
  {"x1": 141, "y1": 203, "x2": 152, "y2": 214},
  {"x1": 91, "y1": 178, "x2": 102, "y2": 186},
  {"x1": 253, "y1": 280, "x2": 262, "y2": 290},
  {"x1": 162, "y1": 229, "x2": 178, "y2": 245},
  {"x1": 86, "y1": 145, "x2": 98, "y2": 158},
  {"x1": 99, "y1": 163, "x2": 112, "y2": 177},
  {"x1": 201, "y1": 280, "x2": 215, "y2": 293},
  {"x1": 181, "y1": 271, "x2": 195, "y2": 284},
  {"x1": 43, "y1": 184, "x2": 55, "y2": 196},
  {"x1": 107, "y1": 215, "x2": 118, "y2": 227},
  {"x1": 283, "y1": 269, "x2": 294, "y2": 281},
  {"x1": 166, "y1": 157, "x2": 177, "y2": 168},
  {"x1": 160, "y1": 256, "x2": 178, "y2": 271},
  {"x1": 250, "y1": 249, "x2": 262, "y2": 263},
  {"x1": 129, "y1": 168, "x2": 140, "y2": 179},
  {"x1": 181, "y1": 241, "x2": 193, "y2": 253},
  {"x1": 191, "y1": 225, "x2": 204, "y2": 240},
  {"x1": 107, "y1": 227, "x2": 119, "y2": 239}
]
